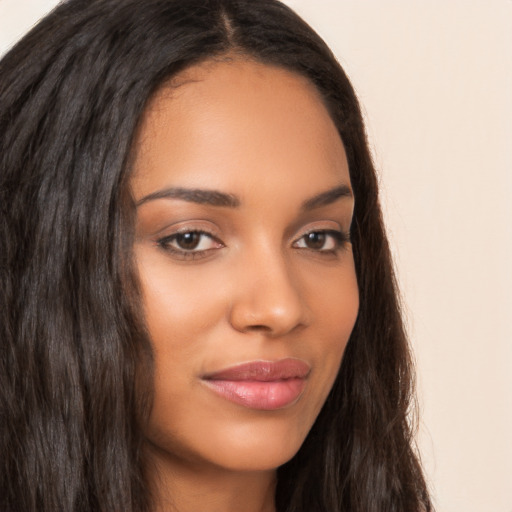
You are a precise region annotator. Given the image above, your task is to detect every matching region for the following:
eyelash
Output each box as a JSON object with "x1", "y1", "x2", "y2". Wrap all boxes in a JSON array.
[
  {"x1": 293, "y1": 229, "x2": 350, "y2": 255},
  {"x1": 156, "y1": 230, "x2": 224, "y2": 261},
  {"x1": 156, "y1": 228, "x2": 350, "y2": 261}
]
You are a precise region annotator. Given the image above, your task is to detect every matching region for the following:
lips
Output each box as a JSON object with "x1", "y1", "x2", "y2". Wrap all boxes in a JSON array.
[{"x1": 201, "y1": 358, "x2": 310, "y2": 410}]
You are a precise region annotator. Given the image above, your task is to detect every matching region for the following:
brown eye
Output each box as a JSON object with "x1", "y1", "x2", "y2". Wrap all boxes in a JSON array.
[
  {"x1": 175, "y1": 232, "x2": 201, "y2": 250},
  {"x1": 293, "y1": 229, "x2": 347, "y2": 253},
  {"x1": 157, "y1": 230, "x2": 224, "y2": 258},
  {"x1": 304, "y1": 232, "x2": 327, "y2": 250}
]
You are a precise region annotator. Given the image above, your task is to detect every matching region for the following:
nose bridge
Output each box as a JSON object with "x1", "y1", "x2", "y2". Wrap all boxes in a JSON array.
[{"x1": 228, "y1": 239, "x2": 308, "y2": 335}]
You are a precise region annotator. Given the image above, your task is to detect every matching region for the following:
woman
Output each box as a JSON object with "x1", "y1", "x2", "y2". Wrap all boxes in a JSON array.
[{"x1": 0, "y1": 0, "x2": 431, "y2": 511}]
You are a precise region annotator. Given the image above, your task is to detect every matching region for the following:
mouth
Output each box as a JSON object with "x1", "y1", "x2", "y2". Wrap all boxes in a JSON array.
[{"x1": 201, "y1": 358, "x2": 310, "y2": 411}]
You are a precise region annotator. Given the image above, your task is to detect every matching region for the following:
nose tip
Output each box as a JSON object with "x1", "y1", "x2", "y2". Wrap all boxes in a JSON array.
[{"x1": 228, "y1": 262, "x2": 309, "y2": 337}]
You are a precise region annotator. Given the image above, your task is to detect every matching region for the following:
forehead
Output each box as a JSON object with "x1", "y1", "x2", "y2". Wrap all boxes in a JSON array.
[{"x1": 131, "y1": 57, "x2": 349, "y2": 200}]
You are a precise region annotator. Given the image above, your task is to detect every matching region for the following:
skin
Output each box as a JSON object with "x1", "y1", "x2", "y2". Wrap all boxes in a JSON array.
[{"x1": 131, "y1": 57, "x2": 359, "y2": 512}]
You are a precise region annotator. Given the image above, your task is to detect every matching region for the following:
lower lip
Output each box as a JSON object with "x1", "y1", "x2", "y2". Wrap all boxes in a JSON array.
[{"x1": 202, "y1": 378, "x2": 306, "y2": 410}]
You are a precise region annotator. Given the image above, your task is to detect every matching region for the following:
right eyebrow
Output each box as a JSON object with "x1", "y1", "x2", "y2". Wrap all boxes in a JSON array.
[{"x1": 136, "y1": 187, "x2": 241, "y2": 208}]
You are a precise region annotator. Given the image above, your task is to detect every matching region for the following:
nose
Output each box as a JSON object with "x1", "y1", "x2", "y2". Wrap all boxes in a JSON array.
[{"x1": 228, "y1": 250, "x2": 310, "y2": 337}]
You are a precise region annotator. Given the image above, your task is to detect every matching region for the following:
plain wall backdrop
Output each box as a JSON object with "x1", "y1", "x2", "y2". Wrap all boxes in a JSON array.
[{"x1": 1, "y1": 1, "x2": 511, "y2": 511}]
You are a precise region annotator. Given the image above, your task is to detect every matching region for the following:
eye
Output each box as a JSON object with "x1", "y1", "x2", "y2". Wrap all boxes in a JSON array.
[
  {"x1": 157, "y1": 230, "x2": 224, "y2": 259},
  {"x1": 293, "y1": 229, "x2": 349, "y2": 252}
]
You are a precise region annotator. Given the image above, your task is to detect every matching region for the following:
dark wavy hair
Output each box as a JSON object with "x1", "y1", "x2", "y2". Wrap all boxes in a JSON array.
[{"x1": 0, "y1": 1, "x2": 431, "y2": 511}]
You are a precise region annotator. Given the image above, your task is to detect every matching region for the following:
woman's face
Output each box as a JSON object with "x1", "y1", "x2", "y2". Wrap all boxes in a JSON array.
[{"x1": 131, "y1": 58, "x2": 359, "y2": 473}]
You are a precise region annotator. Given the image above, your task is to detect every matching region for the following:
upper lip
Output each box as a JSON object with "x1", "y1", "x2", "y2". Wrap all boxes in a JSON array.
[{"x1": 202, "y1": 358, "x2": 311, "y2": 382}]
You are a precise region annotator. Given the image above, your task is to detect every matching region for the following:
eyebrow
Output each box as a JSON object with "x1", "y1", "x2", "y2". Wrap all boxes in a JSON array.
[
  {"x1": 136, "y1": 184, "x2": 352, "y2": 209},
  {"x1": 300, "y1": 184, "x2": 353, "y2": 211},
  {"x1": 136, "y1": 187, "x2": 240, "y2": 208}
]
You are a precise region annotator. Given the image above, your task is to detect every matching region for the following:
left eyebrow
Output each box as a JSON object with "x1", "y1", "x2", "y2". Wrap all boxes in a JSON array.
[{"x1": 300, "y1": 185, "x2": 353, "y2": 211}]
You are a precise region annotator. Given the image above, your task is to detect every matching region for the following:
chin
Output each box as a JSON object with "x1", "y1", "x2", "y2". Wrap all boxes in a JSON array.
[
  {"x1": 208, "y1": 435, "x2": 303, "y2": 472},
  {"x1": 145, "y1": 410, "x2": 312, "y2": 474}
]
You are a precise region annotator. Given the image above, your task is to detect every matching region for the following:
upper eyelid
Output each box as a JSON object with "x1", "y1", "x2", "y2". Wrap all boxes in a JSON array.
[
  {"x1": 296, "y1": 227, "x2": 342, "y2": 236},
  {"x1": 293, "y1": 227, "x2": 348, "y2": 241},
  {"x1": 158, "y1": 229, "x2": 222, "y2": 244},
  {"x1": 170, "y1": 227, "x2": 217, "y2": 237},
  {"x1": 156, "y1": 223, "x2": 221, "y2": 240},
  {"x1": 160, "y1": 226, "x2": 346, "y2": 238},
  {"x1": 293, "y1": 229, "x2": 349, "y2": 244}
]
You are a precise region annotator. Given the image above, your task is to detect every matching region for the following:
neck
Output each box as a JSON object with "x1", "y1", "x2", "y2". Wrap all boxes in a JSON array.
[{"x1": 146, "y1": 445, "x2": 277, "y2": 512}]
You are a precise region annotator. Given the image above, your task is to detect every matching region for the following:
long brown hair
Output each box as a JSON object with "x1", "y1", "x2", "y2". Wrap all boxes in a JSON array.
[{"x1": 0, "y1": 1, "x2": 431, "y2": 510}]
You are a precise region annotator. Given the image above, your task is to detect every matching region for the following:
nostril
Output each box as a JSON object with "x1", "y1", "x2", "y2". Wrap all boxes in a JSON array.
[{"x1": 246, "y1": 324, "x2": 272, "y2": 332}]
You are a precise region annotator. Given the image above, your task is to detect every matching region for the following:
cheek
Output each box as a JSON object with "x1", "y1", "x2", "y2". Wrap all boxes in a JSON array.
[
  {"x1": 302, "y1": 256, "x2": 359, "y2": 403},
  {"x1": 290, "y1": 253, "x2": 359, "y2": 418},
  {"x1": 301, "y1": 250, "x2": 359, "y2": 340},
  {"x1": 327, "y1": 265, "x2": 359, "y2": 354},
  {"x1": 137, "y1": 246, "x2": 227, "y2": 351},
  {"x1": 136, "y1": 249, "x2": 228, "y2": 456}
]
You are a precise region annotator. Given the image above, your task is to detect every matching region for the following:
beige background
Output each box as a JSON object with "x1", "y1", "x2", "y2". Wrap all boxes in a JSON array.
[{"x1": 1, "y1": 1, "x2": 511, "y2": 510}]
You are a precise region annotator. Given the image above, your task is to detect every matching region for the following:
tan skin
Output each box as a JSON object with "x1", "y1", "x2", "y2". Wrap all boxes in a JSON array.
[{"x1": 131, "y1": 58, "x2": 359, "y2": 512}]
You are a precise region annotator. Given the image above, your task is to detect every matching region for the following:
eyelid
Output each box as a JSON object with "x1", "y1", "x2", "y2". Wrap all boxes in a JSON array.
[
  {"x1": 149, "y1": 218, "x2": 221, "y2": 238},
  {"x1": 292, "y1": 225, "x2": 351, "y2": 252},
  {"x1": 155, "y1": 223, "x2": 225, "y2": 261},
  {"x1": 160, "y1": 230, "x2": 222, "y2": 247}
]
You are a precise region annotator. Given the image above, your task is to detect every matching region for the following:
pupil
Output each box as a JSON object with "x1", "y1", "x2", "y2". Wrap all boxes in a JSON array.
[
  {"x1": 306, "y1": 232, "x2": 325, "y2": 249},
  {"x1": 176, "y1": 232, "x2": 200, "y2": 250}
]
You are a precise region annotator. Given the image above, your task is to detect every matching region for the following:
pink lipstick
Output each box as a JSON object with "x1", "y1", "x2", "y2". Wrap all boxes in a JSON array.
[{"x1": 201, "y1": 358, "x2": 310, "y2": 410}]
